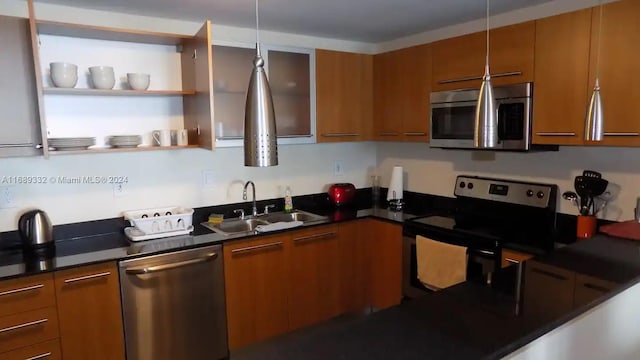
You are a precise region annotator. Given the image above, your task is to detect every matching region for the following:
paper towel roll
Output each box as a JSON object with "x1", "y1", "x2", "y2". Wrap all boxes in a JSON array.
[{"x1": 387, "y1": 166, "x2": 403, "y2": 201}]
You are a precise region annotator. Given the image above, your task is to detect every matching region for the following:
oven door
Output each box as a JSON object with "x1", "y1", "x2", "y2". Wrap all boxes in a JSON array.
[{"x1": 429, "y1": 101, "x2": 476, "y2": 149}]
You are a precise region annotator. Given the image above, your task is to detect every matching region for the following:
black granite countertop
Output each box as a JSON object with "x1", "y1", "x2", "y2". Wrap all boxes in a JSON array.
[
  {"x1": 232, "y1": 234, "x2": 640, "y2": 360},
  {"x1": 0, "y1": 207, "x2": 415, "y2": 280}
]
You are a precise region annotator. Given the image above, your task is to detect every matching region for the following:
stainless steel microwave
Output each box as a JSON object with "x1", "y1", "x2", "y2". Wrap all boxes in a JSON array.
[{"x1": 430, "y1": 82, "x2": 535, "y2": 150}]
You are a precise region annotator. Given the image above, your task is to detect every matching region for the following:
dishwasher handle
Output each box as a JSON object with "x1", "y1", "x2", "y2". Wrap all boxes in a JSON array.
[{"x1": 125, "y1": 252, "x2": 218, "y2": 275}]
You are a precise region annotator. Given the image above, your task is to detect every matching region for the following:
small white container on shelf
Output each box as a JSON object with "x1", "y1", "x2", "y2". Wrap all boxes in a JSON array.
[{"x1": 123, "y1": 206, "x2": 194, "y2": 235}]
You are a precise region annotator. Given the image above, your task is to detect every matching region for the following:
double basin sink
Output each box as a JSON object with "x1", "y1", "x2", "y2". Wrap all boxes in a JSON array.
[{"x1": 207, "y1": 210, "x2": 328, "y2": 236}]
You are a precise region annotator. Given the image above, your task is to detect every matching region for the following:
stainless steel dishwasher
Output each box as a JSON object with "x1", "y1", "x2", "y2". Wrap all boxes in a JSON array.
[{"x1": 119, "y1": 244, "x2": 228, "y2": 360}]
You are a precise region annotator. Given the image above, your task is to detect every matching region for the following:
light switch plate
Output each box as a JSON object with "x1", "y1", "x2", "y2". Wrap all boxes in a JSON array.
[
  {"x1": 0, "y1": 186, "x2": 16, "y2": 208},
  {"x1": 334, "y1": 161, "x2": 344, "y2": 177}
]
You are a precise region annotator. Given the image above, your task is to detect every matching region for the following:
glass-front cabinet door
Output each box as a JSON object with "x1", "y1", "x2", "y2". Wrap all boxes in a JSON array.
[{"x1": 212, "y1": 43, "x2": 315, "y2": 146}]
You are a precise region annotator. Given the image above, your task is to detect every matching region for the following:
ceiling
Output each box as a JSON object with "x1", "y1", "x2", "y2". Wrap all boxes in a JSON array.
[{"x1": 36, "y1": 0, "x2": 554, "y2": 42}]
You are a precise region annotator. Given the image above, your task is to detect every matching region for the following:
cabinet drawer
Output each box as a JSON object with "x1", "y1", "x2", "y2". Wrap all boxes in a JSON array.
[
  {"x1": 289, "y1": 225, "x2": 339, "y2": 245},
  {"x1": 573, "y1": 273, "x2": 617, "y2": 308},
  {"x1": 0, "y1": 274, "x2": 56, "y2": 317},
  {"x1": 0, "y1": 307, "x2": 59, "y2": 353},
  {"x1": 0, "y1": 339, "x2": 61, "y2": 360},
  {"x1": 523, "y1": 261, "x2": 575, "y2": 319}
]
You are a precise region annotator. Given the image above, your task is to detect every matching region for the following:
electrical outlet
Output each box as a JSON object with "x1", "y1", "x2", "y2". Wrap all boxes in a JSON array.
[
  {"x1": 112, "y1": 182, "x2": 128, "y2": 198},
  {"x1": 202, "y1": 170, "x2": 216, "y2": 188},
  {"x1": 0, "y1": 186, "x2": 16, "y2": 208},
  {"x1": 334, "y1": 160, "x2": 344, "y2": 177}
]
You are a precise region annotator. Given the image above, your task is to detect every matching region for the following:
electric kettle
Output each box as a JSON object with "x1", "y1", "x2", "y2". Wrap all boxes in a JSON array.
[{"x1": 18, "y1": 209, "x2": 54, "y2": 249}]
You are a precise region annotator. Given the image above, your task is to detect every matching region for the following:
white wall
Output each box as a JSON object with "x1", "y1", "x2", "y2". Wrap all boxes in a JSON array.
[
  {"x1": 503, "y1": 281, "x2": 640, "y2": 360},
  {"x1": 0, "y1": 142, "x2": 377, "y2": 231},
  {"x1": 377, "y1": 142, "x2": 640, "y2": 221}
]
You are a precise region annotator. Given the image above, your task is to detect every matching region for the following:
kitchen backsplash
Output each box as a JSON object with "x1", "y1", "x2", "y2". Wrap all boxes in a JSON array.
[{"x1": 377, "y1": 142, "x2": 640, "y2": 222}]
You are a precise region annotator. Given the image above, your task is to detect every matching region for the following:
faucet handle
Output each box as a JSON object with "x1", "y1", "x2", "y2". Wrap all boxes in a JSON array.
[
  {"x1": 264, "y1": 204, "x2": 276, "y2": 214},
  {"x1": 233, "y1": 209, "x2": 245, "y2": 220}
]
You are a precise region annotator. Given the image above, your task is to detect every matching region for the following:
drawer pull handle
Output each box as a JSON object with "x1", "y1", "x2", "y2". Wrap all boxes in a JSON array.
[
  {"x1": 379, "y1": 132, "x2": 399, "y2": 136},
  {"x1": 536, "y1": 132, "x2": 576, "y2": 136},
  {"x1": 404, "y1": 132, "x2": 427, "y2": 136},
  {"x1": 64, "y1": 271, "x2": 111, "y2": 284},
  {"x1": 321, "y1": 133, "x2": 359, "y2": 137},
  {"x1": 604, "y1": 132, "x2": 640, "y2": 137},
  {"x1": 126, "y1": 253, "x2": 217, "y2": 275},
  {"x1": 26, "y1": 352, "x2": 52, "y2": 360},
  {"x1": 438, "y1": 71, "x2": 522, "y2": 84},
  {"x1": 0, "y1": 318, "x2": 48, "y2": 334},
  {"x1": 583, "y1": 283, "x2": 610, "y2": 293},
  {"x1": 0, "y1": 284, "x2": 43, "y2": 297},
  {"x1": 293, "y1": 232, "x2": 337, "y2": 243},
  {"x1": 231, "y1": 242, "x2": 283, "y2": 254},
  {"x1": 531, "y1": 268, "x2": 568, "y2": 281}
]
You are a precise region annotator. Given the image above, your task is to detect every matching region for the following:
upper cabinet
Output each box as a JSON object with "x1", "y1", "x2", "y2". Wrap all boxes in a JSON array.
[
  {"x1": 0, "y1": 15, "x2": 44, "y2": 157},
  {"x1": 316, "y1": 49, "x2": 373, "y2": 142},
  {"x1": 373, "y1": 44, "x2": 431, "y2": 142},
  {"x1": 431, "y1": 22, "x2": 535, "y2": 91},
  {"x1": 588, "y1": 0, "x2": 640, "y2": 146},
  {"x1": 212, "y1": 44, "x2": 315, "y2": 146},
  {"x1": 532, "y1": 9, "x2": 592, "y2": 145}
]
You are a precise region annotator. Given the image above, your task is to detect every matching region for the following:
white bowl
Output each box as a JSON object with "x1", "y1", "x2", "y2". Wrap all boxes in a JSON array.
[
  {"x1": 89, "y1": 66, "x2": 115, "y2": 89},
  {"x1": 127, "y1": 73, "x2": 150, "y2": 91},
  {"x1": 50, "y1": 62, "x2": 78, "y2": 88}
]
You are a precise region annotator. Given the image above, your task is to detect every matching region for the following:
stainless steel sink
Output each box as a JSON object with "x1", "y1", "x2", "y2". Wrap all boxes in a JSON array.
[{"x1": 204, "y1": 210, "x2": 327, "y2": 236}]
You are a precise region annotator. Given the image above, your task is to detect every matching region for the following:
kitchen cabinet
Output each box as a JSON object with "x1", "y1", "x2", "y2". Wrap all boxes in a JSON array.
[
  {"x1": 212, "y1": 44, "x2": 315, "y2": 145},
  {"x1": 29, "y1": 2, "x2": 214, "y2": 155},
  {"x1": 338, "y1": 220, "x2": 370, "y2": 313},
  {"x1": 287, "y1": 225, "x2": 341, "y2": 330},
  {"x1": 532, "y1": 9, "x2": 592, "y2": 145},
  {"x1": 368, "y1": 220, "x2": 403, "y2": 310},
  {"x1": 587, "y1": 0, "x2": 640, "y2": 146},
  {"x1": 223, "y1": 234, "x2": 290, "y2": 350},
  {"x1": 523, "y1": 260, "x2": 618, "y2": 321},
  {"x1": 1, "y1": 339, "x2": 62, "y2": 360},
  {"x1": 0, "y1": 15, "x2": 44, "y2": 157},
  {"x1": 431, "y1": 22, "x2": 535, "y2": 91},
  {"x1": 316, "y1": 49, "x2": 373, "y2": 142},
  {"x1": 373, "y1": 45, "x2": 431, "y2": 142},
  {"x1": 55, "y1": 261, "x2": 125, "y2": 360}
]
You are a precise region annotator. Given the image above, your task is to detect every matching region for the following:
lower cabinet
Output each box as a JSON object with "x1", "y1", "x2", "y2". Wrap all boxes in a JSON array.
[
  {"x1": 368, "y1": 220, "x2": 403, "y2": 310},
  {"x1": 338, "y1": 221, "x2": 370, "y2": 314},
  {"x1": 224, "y1": 234, "x2": 290, "y2": 350},
  {"x1": 1, "y1": 339, "x2": 62, "y2": 360},
  {"x1": 55, "y1": 262, "x2": 125, "y2": 360},
  {"x1": 523, "y1": 260, "x2": 617, "y2": 320}
]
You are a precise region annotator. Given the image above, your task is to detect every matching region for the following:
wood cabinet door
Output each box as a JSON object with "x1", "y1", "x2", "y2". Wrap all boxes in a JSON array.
[
  {"x1": 55, "y1": 262, "x2": 125, "y2": 360},
  {"x1": 368, "y1": 220, "x2": 403, "y2": 310},
  {"x1": 533, "y1": 9, "x2": 592, "y2": 145},
  {"x1": 588, "y1": 0, "x2": 640, "y2": 146},
  {"x1": 573, "y1": 273, "x2": 616, "y2": 308},
  {"x1": 523, "y1": 261, "x2": 575, "y2": 321},
  {"x1": 182, "y1": 21, "x2": 215, "y2": 149},
  {"x1": 287, "y1": 225, "x2": 341, "y2": 330},
  {"x1": 223, "y1": 234, "x2": 289, "y2": 350},
  {"x1": 316, "y1": 49, "x2": 373, "y2": 142},
  {"x1": 338, "y1": 220, "x2": 369, "y2": 314},
  {"x1": 374, "y1": 45, "x2": 431, "y2": 142},
  {"x1": 432, "y1": 22, "x2": 534, "y2": 91}
]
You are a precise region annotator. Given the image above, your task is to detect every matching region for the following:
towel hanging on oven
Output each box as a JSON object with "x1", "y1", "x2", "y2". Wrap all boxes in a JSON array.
[{"x1": 416, "y1": 235, "x2": 468, "y2": 290}]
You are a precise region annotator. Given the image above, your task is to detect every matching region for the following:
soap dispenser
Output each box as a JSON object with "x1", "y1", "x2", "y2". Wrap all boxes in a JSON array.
[{"x1": 284, "y1": 187, "x2": 293, "y2": 212}]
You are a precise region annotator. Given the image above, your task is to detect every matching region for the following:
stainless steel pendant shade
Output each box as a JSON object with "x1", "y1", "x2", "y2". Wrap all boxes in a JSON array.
[
  {"x1": 474, "y1": 65, "x2": 498, "y2": 148},
  {"x1": 244, "y1": 0, "x2": 278, "y2": 167},
  {"x1": 585, "y1": 78, "x2": 604, "y2": 141}
]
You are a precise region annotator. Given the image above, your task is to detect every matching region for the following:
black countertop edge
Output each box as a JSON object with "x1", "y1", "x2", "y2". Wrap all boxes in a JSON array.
[{"x1": 0, "y1": 208, "x2": 416, "y2": 281}]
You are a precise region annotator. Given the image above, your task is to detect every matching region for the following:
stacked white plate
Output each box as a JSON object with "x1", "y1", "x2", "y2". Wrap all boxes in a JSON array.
[
  {"x1": 48, "y1": 137, "x2": 96, "y2": 151},
  {"x1": 108, "y1": 135, "x2": 142, "y2": 148}
]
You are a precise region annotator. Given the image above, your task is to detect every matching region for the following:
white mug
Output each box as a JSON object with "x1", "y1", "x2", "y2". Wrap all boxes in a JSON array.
[
  {"x1": 177, "y1": 129, "x2": 189, "y2": 146},
  {"x1": 152, "y1": 130, "x2": 172, "y2": 147}
]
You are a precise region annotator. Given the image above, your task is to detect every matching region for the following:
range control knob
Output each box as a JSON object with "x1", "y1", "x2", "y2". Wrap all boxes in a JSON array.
[
  {"x1": 537, "y1": 191, "x2": 545, "y2": 199},
  {"x1": 467, "y1": 182, "x2": 474, "y2": 190},
  {"x1": 459, "y1": 182, "x2": 466, "y2": 188},
  {"x1": 526, "y1": 189, "x2": 534, "y2": 197}
]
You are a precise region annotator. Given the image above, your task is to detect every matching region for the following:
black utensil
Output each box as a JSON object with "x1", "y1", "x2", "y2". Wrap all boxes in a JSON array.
[
  {"x1": 574, "y1": 176, "x2": 591, "y2": 215},
  {"x1": 583, "y1": 170, "x2": 602, "y2": 179}
]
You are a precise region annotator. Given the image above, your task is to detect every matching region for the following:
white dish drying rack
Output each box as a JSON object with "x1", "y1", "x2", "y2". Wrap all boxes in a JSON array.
[{"x1": 123, "y1": 206, "x2": 194, "y2": 242}]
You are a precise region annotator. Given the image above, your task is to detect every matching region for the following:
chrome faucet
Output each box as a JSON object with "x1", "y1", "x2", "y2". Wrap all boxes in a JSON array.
[{"x1": 243, "y1": 181, "x2": 258, "y2": 217}]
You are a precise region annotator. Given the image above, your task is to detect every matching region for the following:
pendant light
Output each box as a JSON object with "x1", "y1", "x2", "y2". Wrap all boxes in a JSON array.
[
  {"x1": 474, "y1": 0, "x2": 498, "y2": 149},
  {"x1": 244, "y1": 0, "x2": 278, "y2": 167},
  {"x1": 585, "y1": 1, "x2": 604, "y2": 142}
]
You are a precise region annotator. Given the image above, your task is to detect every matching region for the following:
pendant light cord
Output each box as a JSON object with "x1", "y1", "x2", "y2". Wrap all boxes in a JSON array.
[
  {"x1": 255, "y1": 0, "x2": 261, "y2": 56},
  {"x1": 485, "y1": 0, "x2": 490, "y2": 69},
  {"x1": 595, "y1": 0, "x2": 603, "y2": 81}
]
